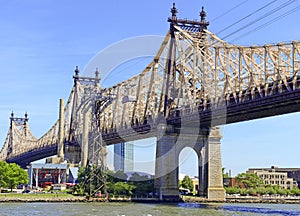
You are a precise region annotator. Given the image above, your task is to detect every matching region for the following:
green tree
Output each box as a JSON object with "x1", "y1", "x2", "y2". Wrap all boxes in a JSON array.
[
  {"x1": 277, "y1": 187, "x2": 288, "y2": 196},
  {"x1": 181, "y1": 175, "x2": 194, "y2": 192},
  {"x1": 225, "y1": 187, "x2": 239, "y2": 194},
  {"x1": 75, "y1": 165, "x2": 107, "y2": 197},
  {"x1": 256, "y1": 186, "x2": 268, "y2": 195},
  {"x1": 264, "y1": 186, "x2": 276, "y2": 195},
  {"x1": 239, "y1": 188, "x2": 248, "y2": 196},
  {"x1": 178, "y1": 180, "x2": 182, "y2": 188},
  {"x1": 128, "y1": 173, "x2": 154, "y2": 196},
  {"x1": 114, "y1": 170, "x2": 128, "y2": 181},
  {"x1": 0, "y1": 161, "x2": 28, "y2": 192},
  {"x1": 0, "y1": 161, "x2": 7, "y2": 192},
  {"x1": 236, "y1": 173, "x2": 263, "y2": 188},
  {"x1": 72, "y1": 167, "x2": 87, "y2": 196},
  {"x1": 112, "y1": 182, "x2": 135, "y2": 196},
  {"x1": 248, "y1": 188, "x2": 257, "y2": 196},
  {"x1": 290, "y1": 187, "x2": 300, "y2": 196},
  {"x1": 107, "y1": 170, "x2": 128, "y2": 183}
]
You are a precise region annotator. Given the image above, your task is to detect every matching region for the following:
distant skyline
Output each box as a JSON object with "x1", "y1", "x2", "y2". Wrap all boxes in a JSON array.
[{"x1": 0, "y1": 0, "x2": 300, "y2": 177}]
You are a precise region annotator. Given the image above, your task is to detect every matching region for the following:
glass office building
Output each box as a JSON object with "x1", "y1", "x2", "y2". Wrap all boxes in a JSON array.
[{"x1": 114, "y1": 142, "x2": 134, "y2": 172}]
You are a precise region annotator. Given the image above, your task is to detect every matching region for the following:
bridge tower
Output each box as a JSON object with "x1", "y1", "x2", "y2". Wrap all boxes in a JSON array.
[
  {"x1": 154, "y1": 4, "x2": 225, "y2": 201},
  {"x1": 7, "y1": 112, "x2": 29, "y2": 158},
  {"x1": 65, "y1": 66, "x2": 101, "y2": 165}
]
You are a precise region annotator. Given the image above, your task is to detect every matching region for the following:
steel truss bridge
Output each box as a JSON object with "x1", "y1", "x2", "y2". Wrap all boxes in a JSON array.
[{"x1": 0, "y1": 4, "x2": 299, "y2": 199}]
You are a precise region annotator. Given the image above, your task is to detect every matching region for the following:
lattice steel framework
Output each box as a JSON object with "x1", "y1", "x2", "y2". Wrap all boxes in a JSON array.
[
  {"x1": 95, "y1": 5, "x2": 300, "y2": 133},
  {"x1": 0, "y1": 67, "x2": 102, "y2": 164}
]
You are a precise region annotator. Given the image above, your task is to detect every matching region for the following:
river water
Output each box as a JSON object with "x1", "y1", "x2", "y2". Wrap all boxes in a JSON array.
[{"x1": 1, "y1": 202, "x2": 300, "y2": 216}]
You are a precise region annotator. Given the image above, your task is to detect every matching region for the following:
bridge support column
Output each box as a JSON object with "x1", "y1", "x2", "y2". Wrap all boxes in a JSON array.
[
  {"x1": 154, "y1": 132, "x2": 179, "y2": 201},
  {"x1": 35, "y1": 168, "x2": 38, "y2": 188},
  {"x1": 81, "y1": 110, "x2": 90, "y2": 167},
  {"x1": 206, "y1": 127, "x2": 225, "y2": 201},
  {"x1": 198, "y1": 145, "x2": 208, "y2": 197},
  {"x1": 58, "y1": 99, "x2": 65, "y2": 162}
]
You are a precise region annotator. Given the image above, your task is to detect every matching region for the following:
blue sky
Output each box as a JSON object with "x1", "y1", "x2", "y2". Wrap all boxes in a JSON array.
[{"x1": 0, "y1": 0, "x2": 299, "y2": 177}]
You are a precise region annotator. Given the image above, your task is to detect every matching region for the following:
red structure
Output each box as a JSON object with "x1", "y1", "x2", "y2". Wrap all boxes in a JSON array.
[{"x1": 28, "y1": 163, "x2": 67, "y2": 188}]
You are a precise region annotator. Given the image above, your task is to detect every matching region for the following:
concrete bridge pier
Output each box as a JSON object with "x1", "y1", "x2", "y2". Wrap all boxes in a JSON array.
[
  {"x1": 205, "y1": 127, "x2": 225, "y2": 201},
  {"x1": 154, "y1": 127, "x2": 225, "y2": 201},
  {"x1": 154, "y1": 133, "x2": 179, "y2": 201}
]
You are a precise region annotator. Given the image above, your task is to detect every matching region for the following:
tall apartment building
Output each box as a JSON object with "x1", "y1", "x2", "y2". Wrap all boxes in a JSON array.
[
  {"x1": 114, "y1": 142, "x2": 134, "y2": 172},
  {"x1": 247, "y1": 166, "x2": 298, "y2": 189}
]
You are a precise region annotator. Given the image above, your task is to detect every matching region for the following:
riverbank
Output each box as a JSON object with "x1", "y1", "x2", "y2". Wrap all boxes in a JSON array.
[
  {"x1": 0, "y1": 194, "x2": 162, "y2": 203},
  {"x1": 0, "y1": 193, "x2": 86, "y2": 202},
  {"x1": 2, "y1": 193, "x2": 300, "y2": 204}
]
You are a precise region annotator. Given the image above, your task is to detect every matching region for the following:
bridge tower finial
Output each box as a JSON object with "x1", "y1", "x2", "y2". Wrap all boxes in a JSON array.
[
  {"x1": 73, "y1": 66, "x2": 79, "y2": 85},
  {"x1": 10, "y1": 111, "x2": 14, "y2": 129},
  {"x1": 199, "y1": 6, "x2": 209, "y2": 31},
  {"x1": 95, "y1": 67, "x2": 99, "y2": 80},
  {"x1": 95, "y1": 68, "x2": 101, "y2": 85},
  {"x1": 74, "y1": 66, "x2": 79, "y2": 77},
  {"x1": 171, "y1": 3, "x2": 178, "y2": 21},
  {"x1": 25, "y1": 112, "x2": 28, "y2": 122}
]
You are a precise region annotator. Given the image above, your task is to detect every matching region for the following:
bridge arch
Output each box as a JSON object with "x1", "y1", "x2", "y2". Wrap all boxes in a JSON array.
[
  {"x1": 178, "y1": 146, "x2": 199, "y2": 193},
  {"x1": 176, "y1": 136, "x2": 209, "y2": 197},
  {"x1": 154, "y1": 127, "x2": 224, "y2": 200}
]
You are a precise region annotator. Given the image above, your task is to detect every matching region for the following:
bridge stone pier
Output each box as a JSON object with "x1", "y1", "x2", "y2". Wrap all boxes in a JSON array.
[{"x1": 154, "y1": 126, "x2": 225, "y2": 201}]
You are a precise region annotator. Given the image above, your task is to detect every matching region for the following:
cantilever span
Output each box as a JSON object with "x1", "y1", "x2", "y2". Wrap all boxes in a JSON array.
[
  {"x1": 96, "y1": 20, "x2": 300, "y2": 144},
  {"x1": 0, "y1": 4, "x2": 299, "y2": 201},
  {"x1": 0, "y1": 68, "x2": 102, "y2": 167}
]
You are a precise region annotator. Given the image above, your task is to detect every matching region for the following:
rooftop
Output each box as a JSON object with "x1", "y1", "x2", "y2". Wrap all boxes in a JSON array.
[{"x1": 30, "y1": 163, "x2": 68, "y2": 169}]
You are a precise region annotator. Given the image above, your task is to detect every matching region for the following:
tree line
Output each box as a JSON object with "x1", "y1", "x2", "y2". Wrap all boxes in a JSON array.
[
  {"x1": 225, "y1": 172, "x2": 300, "y2": 196},
  {"x1": 73, "y1": 167, "x2": 155, "y2": 197}
]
